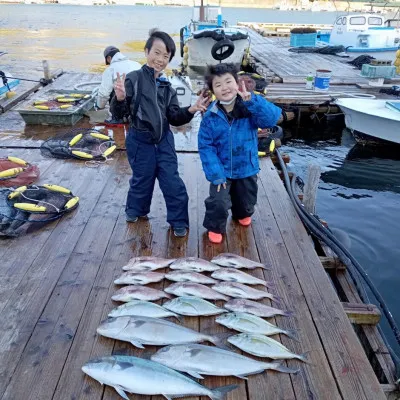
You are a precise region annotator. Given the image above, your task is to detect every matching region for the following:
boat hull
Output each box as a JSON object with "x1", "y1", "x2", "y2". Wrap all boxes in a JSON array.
[
  {"x1": 336, "y1": 99, "x2": 400, "y2": 144},
  {"x1": 186, "y1": 37, "x2": 248, "y2": 72}
]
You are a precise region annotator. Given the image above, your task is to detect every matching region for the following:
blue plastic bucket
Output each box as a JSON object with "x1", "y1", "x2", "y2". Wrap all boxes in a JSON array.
[{"x1": 314, "y1": 69, "x2": 331, "y2": 91}]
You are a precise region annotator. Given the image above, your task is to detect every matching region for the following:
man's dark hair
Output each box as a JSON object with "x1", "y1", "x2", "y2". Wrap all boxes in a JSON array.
[
  {"x1": 145, "y1": 28, "x2": 176, "y2": 61},
  {"x1": 205, "y1": 63, "x2": 239, "y2": 92}
]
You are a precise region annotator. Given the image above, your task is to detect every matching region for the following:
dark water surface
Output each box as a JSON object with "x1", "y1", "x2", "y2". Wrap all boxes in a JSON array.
[{"x1": 1, "y1": 3, "x2": 400, "y2": 360}]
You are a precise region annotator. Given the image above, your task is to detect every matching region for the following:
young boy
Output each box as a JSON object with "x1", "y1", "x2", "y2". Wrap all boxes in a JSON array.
[
  {"x1": 111, "y1": 29, "x2": 209, "y2": 237},
  {"x1": 198, "y1": 63, "x2": 282, "y2": 244}
]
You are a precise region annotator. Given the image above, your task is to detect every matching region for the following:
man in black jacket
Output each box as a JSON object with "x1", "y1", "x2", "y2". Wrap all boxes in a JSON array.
[{"x1": 111, "y1": 29, "x2": 209, "y2": 237}]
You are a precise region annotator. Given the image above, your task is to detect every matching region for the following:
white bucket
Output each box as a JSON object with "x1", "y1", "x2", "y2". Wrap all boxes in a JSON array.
[
  {"x1": 368, "y1": 78, "x2": 384, "y2": 87},
  {"x1": 314, "y1": 69, "x2": 332, "y2": 92}
]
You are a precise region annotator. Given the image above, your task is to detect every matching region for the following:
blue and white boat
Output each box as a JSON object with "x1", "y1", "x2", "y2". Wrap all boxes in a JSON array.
[
  {"x1": 326, "y1": 14, "x2": 400, "y2": 52},
  {"x1": 0, "y1": 52, "x2": 20, "y2": 97},
  {"x1": 179, "y1": 2, "x2": 250, "y2": 72}
]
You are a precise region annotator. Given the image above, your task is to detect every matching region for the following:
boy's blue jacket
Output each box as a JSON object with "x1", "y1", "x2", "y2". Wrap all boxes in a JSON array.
[{"x1": 198, "y1": 93, "x2": 282, "y2": 185}]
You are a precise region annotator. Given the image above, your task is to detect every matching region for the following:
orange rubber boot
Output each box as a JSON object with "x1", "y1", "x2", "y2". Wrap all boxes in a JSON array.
[
  {"x1": 238, "y1": 217, "x2": 252, "y2": 226},
  {"x1": 208, "y1": 231, "x2": 223, "y2": 244}
]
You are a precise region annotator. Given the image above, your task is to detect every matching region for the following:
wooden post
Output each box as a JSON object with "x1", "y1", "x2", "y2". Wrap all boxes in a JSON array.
[
  {"x1": 199, "y1": 0, "x2": 205, "y2": 21},
  {"x1": 42, "y1": 60, "x2": 50, "y2": 81},
  {"x1": 303, "y1": 164, "x2": 321, "y2": 214}
]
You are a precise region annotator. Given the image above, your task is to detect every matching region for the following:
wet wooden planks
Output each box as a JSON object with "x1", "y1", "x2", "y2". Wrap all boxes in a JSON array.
[
  {"x1": 0, "y1": 151, "x2": 387, "y2": 400},
  {"x1": 246, "y1": 29, "x2": 370, "y2": 85}
]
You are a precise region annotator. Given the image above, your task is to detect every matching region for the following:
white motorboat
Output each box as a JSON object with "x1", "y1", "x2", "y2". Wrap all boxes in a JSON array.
[{"x1": 336, "y1": 98, "x2": 400, "y2": 144}]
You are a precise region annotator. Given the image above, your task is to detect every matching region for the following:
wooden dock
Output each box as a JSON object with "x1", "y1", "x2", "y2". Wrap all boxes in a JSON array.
[
  {"x1": 0, "y1": 127, "x2": 397, "y2": 399},
  {"x1": 0, "y1": 70, "x2": 399, "y2": 400},
  {"x1": 243, "y1": 27, "x2": 400, "y2": 86}
]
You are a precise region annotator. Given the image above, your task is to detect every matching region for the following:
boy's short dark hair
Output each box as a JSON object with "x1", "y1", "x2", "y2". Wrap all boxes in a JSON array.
[
  {"x1": 145, "y1": 28, "x2": 176, "y2": 61},
  {"x1": 205, "y1": 63, "x2": 239, "y2": 92}
]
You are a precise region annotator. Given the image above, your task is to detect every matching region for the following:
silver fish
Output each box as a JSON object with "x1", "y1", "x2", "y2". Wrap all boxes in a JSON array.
[
  {"x1": 163, "y1": 296, "x2": 227, "y2": 316},
  {"x1": 151, "y1": 344, "x2": 298, "y2": 380},
  {"x1": 211, "y1": 253, "x2": 268, "y2": 270},
  {"x1": 165, "y1": 282, "x2": 229, "y2": 301},
  {"x1": 224, "y1": 299, "x2": 293, "y2": 318},
  {"x1": 97, "y1": 316, "x2": 229, "y2": 349},
  {"x1": 108, "y1": 300, "x2": 180, "y2": 321},
  {"x1": 212, "y1": 282, "x2": 279, "y2": 302},
  {"x1": 169, "y1": 257, "x2": 220, "y2": 272},
  {"x1": 211, "y1": 268, "x2": 273, "y2": 287},
  {"x1": 215, "y1": 312, "x2": 297, "y2": 339},
  {"x1": 122, "y1": 256, "x2": 175, "y2": 272},
  {"x1": 165, "y1": 271, "x2": 217, "y2": 285},
  {"x1": 82, "y1": 355, "x2": 238, "y2": 400},
  {"x1": 111, "y1": 286, "x2": 171, "y2": 302},
  {"x1": 114, "y1": 271, "x2": 165, "y2": 285},
  {"x1": 228, "y1": 333, "x2": 307, "y2": 362}
]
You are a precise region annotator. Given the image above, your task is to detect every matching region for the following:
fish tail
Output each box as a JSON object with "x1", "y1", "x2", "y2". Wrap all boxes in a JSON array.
[
  {"x1": 210, "y1": 384, "x2": 239, "y2": 400},
  {"x1": 285, "y1": 329, "x2": 300, "y2": 342},
  {"x1": 209, "y1": 332, "x2": 232, "y2": 350},
  {"x1": 297, "y1": 351, "x2": 311, "y2": 364},
  {"x1": 163, "y1": 293, "x2": 172, "y2": 299},
  {"x1": 270, "y1": 294, "x2": 282, "y2": 305},
  {"x1": 173, "y1": 313, "x2": 184, "y2": 323},
  {"x1": 269, "y1": 362, "x2": 299, "y2": 374},
  {"x1": 283, "y1": 310, "x2": 295, "y2": 317}
]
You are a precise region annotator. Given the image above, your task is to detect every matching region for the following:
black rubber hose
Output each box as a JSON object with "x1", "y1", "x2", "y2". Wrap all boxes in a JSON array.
[
  {"x1": 276, "y1": 149, "x2": 400, "y2": 351},
  {"x1": 290, "y1": 173, "x2": 400, "y2": 377}
]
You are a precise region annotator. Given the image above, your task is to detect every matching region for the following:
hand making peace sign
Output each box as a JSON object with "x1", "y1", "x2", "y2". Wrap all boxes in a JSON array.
[
  {"x1": 114, "y1": 72, "x2": 126, "y2": 101},
  {"x1": 237, "y1": 80, "x2": 251, "y2": 102},
  {"x1": 188, "y1": 89, "x2": 212, "y2": 114}
]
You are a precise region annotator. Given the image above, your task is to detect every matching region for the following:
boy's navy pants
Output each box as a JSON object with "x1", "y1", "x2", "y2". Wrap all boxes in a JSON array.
[{"x1": 125, "y1": 129, "x2": 189, "y2": 229}]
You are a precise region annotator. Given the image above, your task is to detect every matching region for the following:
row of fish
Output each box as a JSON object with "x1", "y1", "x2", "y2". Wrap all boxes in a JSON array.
[
  {"x1": 111, "y1": 281, "x2": 279, "y2": 303},
  {"x1": 82, "y1": 253, "x2": 302, "y2": 399},
  {"x1": 122, "y1": 253, "x2": 268, "y2": 272},
  {"x1": 115, "y1": 268, "x2": 272, "y2": 286},
  {"x1": 109, "y1": 297, "x2": 290, "y2": 318}
]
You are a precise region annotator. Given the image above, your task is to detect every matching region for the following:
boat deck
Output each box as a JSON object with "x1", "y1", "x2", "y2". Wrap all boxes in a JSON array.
[{"x1": 0, "y1": 127, "x2": 390, "y2": 400}]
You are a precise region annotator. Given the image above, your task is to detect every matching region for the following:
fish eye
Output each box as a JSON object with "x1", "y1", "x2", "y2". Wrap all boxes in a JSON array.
[{"x1": 158, "y1": 347, "x2": 169, "y2": 353}]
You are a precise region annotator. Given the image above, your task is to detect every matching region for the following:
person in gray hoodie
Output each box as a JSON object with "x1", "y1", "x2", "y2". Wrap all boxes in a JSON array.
[{"x1": 95, "y1": 46, "x2": 141, "y2": 123}]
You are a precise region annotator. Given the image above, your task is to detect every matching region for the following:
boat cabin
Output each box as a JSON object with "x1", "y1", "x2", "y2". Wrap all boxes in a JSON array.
[
  {"x1": 190, "y1": 6, "x2": 227, "y2": 31},
  {"x1": 329, "y1": 13, "x2": 400, "y2": 51}
]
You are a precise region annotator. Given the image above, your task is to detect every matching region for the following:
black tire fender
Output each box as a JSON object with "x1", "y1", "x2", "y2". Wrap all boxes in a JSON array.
[{"x1": 211, "y1": 38, "x2": 235, "y2": 61}]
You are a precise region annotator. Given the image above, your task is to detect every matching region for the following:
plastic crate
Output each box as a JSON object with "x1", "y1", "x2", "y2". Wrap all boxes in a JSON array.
[
  {"x1": 290, "y1": 33, "x2": 317, "y2": 47},
  {"x1": 15, "y1": 89, "x2": 94, "y2": 126},
  {"x1": 361, "y1": 64, "x2": 396, "y2": 79},
  {"x1": 317, "y1": 32, "x2": 331, "y2": 44}
]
